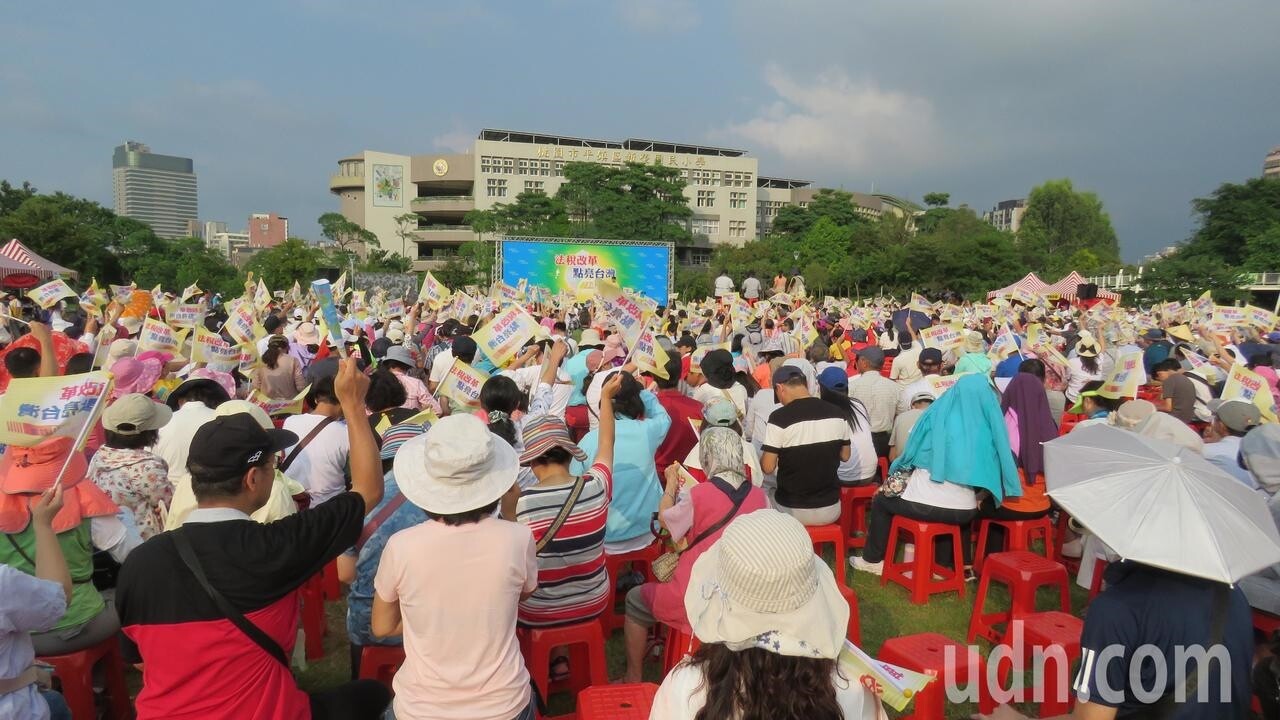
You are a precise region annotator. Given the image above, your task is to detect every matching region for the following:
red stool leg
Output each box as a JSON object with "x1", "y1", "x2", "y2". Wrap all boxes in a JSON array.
[
  {"x1": 49, "y1": 652, "x2": 96, "y2": 720},
  {"x1": 974, "y1": 520, "x2": 993, "y2": 574},
  {"x1": 101, "y1": 637, "x2": 131, "y2": 720}
]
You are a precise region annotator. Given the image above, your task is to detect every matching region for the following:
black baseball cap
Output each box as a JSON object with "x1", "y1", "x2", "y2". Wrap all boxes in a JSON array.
[
  {"x1": 187, "y1": 413, "x2": 298, "y2": 479},
  {"x1": 772, "y1": 365, "x2": 807, "y2": 385},
  {"x1": 919, "y1": 348, "x2": 944, "y2": 364}
]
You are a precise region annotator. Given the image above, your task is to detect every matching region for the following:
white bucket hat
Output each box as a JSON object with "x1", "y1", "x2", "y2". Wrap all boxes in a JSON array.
[
  {"x1": 684, "y1": 509, "x2": 848, "y2": 659},
  {"x1": 393, "y1": 414, "x2": 518, "y2": 514}
]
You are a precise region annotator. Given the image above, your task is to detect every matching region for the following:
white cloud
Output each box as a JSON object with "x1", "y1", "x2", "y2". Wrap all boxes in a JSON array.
[
  {"x1": 720, "y1": 65, "x2": 941, "y2": 175},
  {"x1": 617, "y1": 0, "x2": 699, "y2": 32},
  {"x1": 432, "y1": 130, "x2": 475, "y2": 154}
]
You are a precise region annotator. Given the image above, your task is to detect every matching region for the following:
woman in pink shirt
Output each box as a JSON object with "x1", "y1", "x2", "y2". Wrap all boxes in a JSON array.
[{"x1": 372, "y1": 414, "x2": 535, "y2": 720}]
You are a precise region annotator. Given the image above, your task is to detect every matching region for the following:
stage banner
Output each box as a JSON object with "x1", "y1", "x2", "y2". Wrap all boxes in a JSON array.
[{"x1": 498, "y1": 238, "x2": 672, "y2": 303}]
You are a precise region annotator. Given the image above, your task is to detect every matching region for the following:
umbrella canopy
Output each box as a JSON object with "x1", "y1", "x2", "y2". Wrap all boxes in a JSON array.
[
  {"x1": 1045, "y1": 423, "x2": 1280, "y2": 584},
  {"x1": 890, "y1": 308, "x2": 933, "y2": 336}
]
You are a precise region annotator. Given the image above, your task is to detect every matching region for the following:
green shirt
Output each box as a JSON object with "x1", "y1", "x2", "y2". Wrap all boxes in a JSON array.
[{"x1": 0, "y1": 520, "x2": 105, "y2": 631}]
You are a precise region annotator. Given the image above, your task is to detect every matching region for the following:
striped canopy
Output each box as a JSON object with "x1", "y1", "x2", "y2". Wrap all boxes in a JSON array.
[
  {"x1": 986, "y1": 272, "x2": 1049, "y2": 300},
  {"x1": 0, "y1": 238, "x2": 77, "y2": 281},
  {"x1": 1044, "y1": 271, "x2": 1120, "y2": 301}
]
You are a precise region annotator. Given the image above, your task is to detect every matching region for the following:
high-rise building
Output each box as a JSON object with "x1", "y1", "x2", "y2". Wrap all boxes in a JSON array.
[
  {"x1": 112, "y1": 141, "x2": 198, "y2": 239},
  {"x1": 248, "y1": 212, "x2": 288, "y2": 247},
  {"x1": 984, "y1": 198, "x2": 1027, "y2": 233},
  {"x1": 1265, "y1": 146, "x2": 1280, "y2": 179}
]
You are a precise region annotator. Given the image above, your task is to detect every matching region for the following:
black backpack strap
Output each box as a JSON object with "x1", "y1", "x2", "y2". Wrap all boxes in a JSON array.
[{"x1": 172, "y1": 530, "x2": 290, "y2": 668}]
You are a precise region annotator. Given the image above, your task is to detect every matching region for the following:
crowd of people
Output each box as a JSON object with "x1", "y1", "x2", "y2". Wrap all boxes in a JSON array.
[{"x1": 1, "y1": 272, "x2": 1279, "y2": 719}]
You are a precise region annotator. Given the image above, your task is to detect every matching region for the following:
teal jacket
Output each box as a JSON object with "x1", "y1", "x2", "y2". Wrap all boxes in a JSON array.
[{"x1": 890, "y1": 373, "x2": 1022, "y2": 502}]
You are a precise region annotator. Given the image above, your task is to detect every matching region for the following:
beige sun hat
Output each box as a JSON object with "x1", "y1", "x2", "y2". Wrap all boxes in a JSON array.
[
  {"x1": 684, "y1": 509, "x2": 849, "y2": 659},
  {"x1": 392, "y1": 414, "x2": 518, "y2": 514}
]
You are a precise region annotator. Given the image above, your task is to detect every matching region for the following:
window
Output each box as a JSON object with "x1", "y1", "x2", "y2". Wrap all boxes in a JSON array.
[
  {"x1": 729, "y1": 220, "x2": 747, "y2": 239},
  {"x1": 730, "y1": 192, "x2": 747, "y2": 209},
  {"x1": 517, "y1": 159, "x2": 530, "y2": 175},
  {"x1": 691, "y1": 218, "x2": 719, "y2": 236},
  {"x1": 696, "y1": 190, "x2": 715, "y2": 208},
  {"x1": 524, "y1": 180, "x2": 545, "y2": 193},
  {"x1": 487, "y1": 178, "x2": 507, "y2": 198},
  {"x1": 798, "y1": 201, "x2": 809, "y2": 209},
  {"x1": 480, "y1": 156, "x2": 497, "y2": 173},
  {"x1": 554, "y1": 161, "x2": 565, "y2": 176},
  {"x1": 692, "y1": 170, "x2": 720, "y2": 186},
  {"x1": 539, "y1": 160, "x2": 552, "y2": 177},
  {"x1": 500, "y1": 157, "x2": 514, "y2": 174}
]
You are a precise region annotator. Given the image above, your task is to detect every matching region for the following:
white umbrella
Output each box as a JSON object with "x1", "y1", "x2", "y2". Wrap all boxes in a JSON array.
[{"x1": 1044, "y1": 423, "x2": 1280, "y2": 584}]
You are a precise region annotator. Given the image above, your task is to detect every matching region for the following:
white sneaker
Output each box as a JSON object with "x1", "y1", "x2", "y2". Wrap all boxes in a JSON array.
[{"x1": 850, "y1": 556, "x2": 884, "y2": 576}]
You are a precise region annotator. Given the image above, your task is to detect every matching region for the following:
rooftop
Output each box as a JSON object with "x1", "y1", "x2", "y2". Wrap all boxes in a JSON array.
[
  {"x1": 757, "y1": 176, "x2": 813, "y2": 189},
  {"x1": 479, "y1": 129, "x2": 747, "y2": 157}
]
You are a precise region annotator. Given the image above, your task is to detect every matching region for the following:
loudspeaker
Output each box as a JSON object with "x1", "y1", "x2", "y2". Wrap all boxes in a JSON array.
[{"x1": 1077, "y1": 283, "x2": 1098, "y2": 301}]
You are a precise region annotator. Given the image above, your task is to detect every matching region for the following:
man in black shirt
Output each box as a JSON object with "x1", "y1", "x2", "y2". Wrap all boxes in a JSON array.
[{"x1": 760, "y1": 364, "x2": 851, "y2": 526}]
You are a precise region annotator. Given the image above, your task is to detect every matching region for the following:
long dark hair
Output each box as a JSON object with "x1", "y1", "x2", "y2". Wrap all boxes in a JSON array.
[
  {"x1": 689, "y1": 644, "x2": 843, "y2": 720},
  {"x1": 1079, "y1": 354, "x2": 1099, "y2": 375},
  {"x1": 263, "y1": 335, "x2": 290, "y2": 370},
  {"x1": 819, "y1": 386, "x2": 865, "y2": 433}
]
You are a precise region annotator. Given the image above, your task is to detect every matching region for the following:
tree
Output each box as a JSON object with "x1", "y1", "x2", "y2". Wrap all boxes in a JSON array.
[
  {"x1": 770, "y1": 204, "x2": 812, "y2": 236},
  {"x1": 392, "y1": 212, "x2": 420, "y2": 259},
  {"x1": 433, "y1": 240, "x2": 496, "y2": 290},
  {"x1": 556, "y1": 162, "x2": 693, "y2": 243},
  {"x1": 923, "y1": 192, "x2": 950, "y2": 208},
  {"x1": 359, "y1": 247, "x2": 413, "y2": 274},
  {"x1": 806, "y1": 189, "x2": 865, "y2": 228},
  {"x1": 245, "y1": 238, "x2": 326, "y2": 289},
  {"x1": 0, "y1": 180, "x2": 37, "y2": 217},
  {"x1": 1133, "y1": 252, "x2": 1247, "y2": 305},
  {"x1": 464, "y1": 191, "x2": 570, "y2": 237},
  {"x1": 0, "y1": 192, "x2": 129, "y2": 281},
  {"x1": 1178, "y1": 177, "x2": 1280, "y2": 268},
  {"x1": 318, "y1": 212, "x2": 377, "y2": 253},
  {"x1": 1016, "y1": 179, "x2": 1121, "y2": 276}
]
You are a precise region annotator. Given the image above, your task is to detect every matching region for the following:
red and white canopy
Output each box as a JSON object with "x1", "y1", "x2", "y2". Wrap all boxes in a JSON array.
[
  {"x1": 0, "y1": 238, "x2": 77, "y2": 282},
  {"x1": 1044, "y1": 271, "x2": 1119, "y2": 301},
  {"x1": 986, "y1": 272, "x2": 1049, "y2": 300}
]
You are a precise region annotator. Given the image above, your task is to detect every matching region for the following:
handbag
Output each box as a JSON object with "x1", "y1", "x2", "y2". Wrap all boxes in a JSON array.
[
  {"x1": 879, "y1": 466, "x2": 914, "y2": 498},
  {"x1": 652, "y1": 478, "x2": 749, "y2": 582},
  {"x1": 535, "y1": 475, "x2": 586, "y2": 555},
  {"x1": 278, "y1": 416, "x2": 336, "y2": 473}
]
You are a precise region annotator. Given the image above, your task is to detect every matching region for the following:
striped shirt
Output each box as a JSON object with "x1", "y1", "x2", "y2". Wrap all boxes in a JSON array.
[
  {"x1": 515, "y1": 463, "x2": 613, "y2": 627},
  {"x1": 762, "y1": 397, "x2": 852, "y2": 509}
]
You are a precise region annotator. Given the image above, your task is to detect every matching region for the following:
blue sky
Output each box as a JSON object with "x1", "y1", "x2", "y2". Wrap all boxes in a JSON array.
[{"x1": 3, "y1": 0, "x2": 1278, "y2": 262}]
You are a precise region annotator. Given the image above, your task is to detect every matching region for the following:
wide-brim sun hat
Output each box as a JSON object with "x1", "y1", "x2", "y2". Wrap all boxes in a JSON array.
[
  {"x1": 519, "y1": 414, "x2": 588, "y2": 465},
  {"x1": 294, "y1": 322, "x2": 320, "y2": 345},
  {"x1": 684, "y1": 509, "x2": 848, "y2": 659},
  {"x1": 393, "y1": 413, "x2": 519, "y2": 514},
  {"x1": 110, "y1": 356, "x2": 164, "y2": 399}
]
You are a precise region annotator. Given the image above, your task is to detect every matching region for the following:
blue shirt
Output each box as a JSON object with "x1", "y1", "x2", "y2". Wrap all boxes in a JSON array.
[
  {"x1": 563, "y1": 351, "x2": 592, "y2": 407},
  {"x1": 345, "y1": 473, "x2": 429, "y2": 647},
  {"x1": 1074, "y1": 563, "x2": 1252, "y2": 718},
  {"x1": 571, "y1": 390, "x2": 670, "y2": 543}
]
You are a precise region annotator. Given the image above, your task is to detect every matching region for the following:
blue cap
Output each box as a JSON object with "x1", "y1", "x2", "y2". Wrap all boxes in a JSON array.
[{"x1": 818, "y1": 366, "x2": 849, "y2": 392}]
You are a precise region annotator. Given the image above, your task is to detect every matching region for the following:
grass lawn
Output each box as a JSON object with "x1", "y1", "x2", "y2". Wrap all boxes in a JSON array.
[{"x1": 296, "y1": 544, "x2": 1092, "y2": 719}]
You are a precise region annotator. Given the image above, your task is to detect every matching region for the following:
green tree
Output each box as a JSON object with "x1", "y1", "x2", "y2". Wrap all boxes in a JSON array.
[
  {"x1": 359, "y1": 247, "x2": 413, "y2": 274},
  {"x1": 464, "y1": 191, "x2": 570, "y2": 237},
  {"x1": 245, "y1": 238, "x2": 327, "y2": 289},
  {"x1": 0, "y1": 193, "x2": 132, "y2": 281},
  {"x1": 556, "y1": 162, "x2": 693, "y2": 243},
  {"x1": 1178, "y1": 177, "x2": 1280, "y2": 268},
  {"x1": 1016, "y1": 179, "x2": 1121, "y2": 275},
  {"x1": 392, "y1": 212, "x2": 420, "y2": 259},
  {"x1": 806, "y1": 189, "x2": 865, "y2": 228},
  {"x1": 167, "y1": 238, "x2": 242, "y2": 295},
  {"x1": 0, "y1": 180, "x2": 37, "y2": 217},
  {"x1": 923, "y1": 192, "x2": 950, "y2": 208},
  {"x1": 1133, "y1": 252, "x2": 1247, "y2": 305},
  {"x1": 770, "y1": 204, "x2": 812, "y2": 236},
  {"x1": 318, "y1": 212, "x2": 377, "y2": 253}
]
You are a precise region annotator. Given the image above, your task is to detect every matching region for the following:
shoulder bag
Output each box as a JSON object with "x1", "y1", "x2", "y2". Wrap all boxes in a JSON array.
[
  {"x1": 171, "y1": 530, "x2": 289, "y2": 668},
  {"x1": 652, "y1": 478, "x2": 748, "y2": 582},
  {"x1": 278, "y1": 416, "x2": 336, "y2": 473},
  {"x1": 534, "y1": 475, "x2": 586, "y2": 555}
]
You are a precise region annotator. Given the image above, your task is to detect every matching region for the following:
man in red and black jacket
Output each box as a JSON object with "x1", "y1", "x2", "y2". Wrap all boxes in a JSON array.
[{"x1": 116, "y1": 359, "x2": 390, "y2": 720}]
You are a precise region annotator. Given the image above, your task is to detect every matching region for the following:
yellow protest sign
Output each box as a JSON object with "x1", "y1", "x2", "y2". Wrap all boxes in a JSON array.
[
  {"x1": 169, "y1": 303, "x2": 207, "y2": 329},
  {"x1": 920, "y1": 323, "x2": 964, "y2": 351},
  {"x1": 139, "y1": 317, "x2": 180, "y2": 352},
  {"x1": 1244, "y1": 305, "x2": 1278, "y2": 332},
  {"x1": 181, "y1": 282, "x2": 202, "y2": 301},
  {"x1": 631, "y1": 327, "x2": 672, "y2": 379},
  {"x1": 250, "y1": 385, "x2": 310, "y2": 417},
  {"x1": 1221, "y1": 364, "x2": 1279, "y2": 423},
  {"x1": 472, "y1": 304, "x2": 540, "y2": 367},
  {"x1": 223, "y1": 299, "x2": 266, "y2": 347},
  {"x1": 0, "y1": 372, "x2": 114, "y2": 447},
  {"x1": 418, "y1": 271, "x2": 451, "y2": 308},
  {"x1": 837, "y1": 640, "x2": 934, "y2": 713},
  {"x1": 28, "y1": 279, "x2": 78, "y2": 309},
  {"x1": 1098, "y1": 352, "x2": 1145, "y2": 399},
  {"x1": 437, "y1": 359, "x2": 489, "y2": 408}
]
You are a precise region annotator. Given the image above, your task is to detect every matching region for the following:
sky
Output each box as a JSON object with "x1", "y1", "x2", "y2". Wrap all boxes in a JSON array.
[{"x1": 2, "y1": 0, "x2": 1278, "y2": 263}]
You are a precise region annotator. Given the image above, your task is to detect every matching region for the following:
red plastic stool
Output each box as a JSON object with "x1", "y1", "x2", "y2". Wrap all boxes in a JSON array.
[
  {"x1": 601, "y1": 542, "x2": 661, "y2": 634},
  {"x1": 1087, "y1": 559, "x2": 1109, "y2": 601},
  {"x1": 519, "y1": 618, "x2": 609, "y2": 716},
  {"x1": 660, "y1": 623, "x2": 700, "y2": 675},
  {"x1": 839, "y1": 484, "x2": 878, "y2": 549},
  {"x1": 974, "y1": 515, "x2": 1055, "y2": 572},
  {"x1": 1000, "y1": 611, "x2": 1084, "y2": 716},
  {"x1": 878, "y1": 633, "x2": 995, "y2": 718},
  {"x1": 881, "y1": 517, "x2": 966, "y2": 605},
  {"x1": 878, "y1": 456, "x2": 889, "y2": 480},
  {"x1": 838, "y1": 582, "x2": 862, "y2": 645},
  {"x1": 967, "y1": 551, "x2": 1069, "y2": 644},
  {"x1": 358, "y1": 644, "x2": 406, "y2": 688},
  {"x1": 321, "y1": 558, "x2": 341, "y2": 601},
  {"x1": 39, "y1": 635, "x2": 132, "y2": 720},
  {"x1": 577, "y1": 683, "x2": 659, "y2": 720},
  {"x1": 806, "y1": 523, "x2": 848, "y2": 587},
  {"x1": 300, "y1": 573, "x2": 327, "y2": 660},
  {"x1": 1254, "y1": 609, "x2": 1280, "y2": 636}
]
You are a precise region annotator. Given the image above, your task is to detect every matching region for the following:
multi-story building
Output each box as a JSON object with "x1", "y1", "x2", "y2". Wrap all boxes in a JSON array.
[
  {"x1": 248, "y1": 212, "x2": 288, "y2": 247},
  {"x1": 329, "y1": 129, "x2": 918, "y2": 270},
  {"x1": 208, "y1": 231, "x2": 250, "y2": 260},
  {"x1": 984, "y1": 198, "x2": 1027, "y2": 233},
  {"x1": 112, "y1": 141, "x2": 198, "y2": 239},
  {"x1": 1266, "y1": 146, "x2": 1280, "y2": 179}
]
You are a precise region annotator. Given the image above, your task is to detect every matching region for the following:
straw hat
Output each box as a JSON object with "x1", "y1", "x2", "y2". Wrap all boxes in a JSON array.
[
  {"x1": 393, "y1": 414, "x2": 518, "y2": 514},
  {"x1": 684, "y1": 509, "x2": 848, "y2": 659},
  {"x1": 294, "y1": 322, "x2": 320, "y2": 345}
]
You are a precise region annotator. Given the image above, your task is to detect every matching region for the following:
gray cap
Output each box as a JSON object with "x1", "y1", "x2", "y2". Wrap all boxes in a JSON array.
[
  {"x1": 856, "y1": 346, "x2": 885, "y2": 365},
  {"x1": 384, "y1": 345, "x2": 415, "y2": 368},
  {"x1": 1208, "y1": 399, "x2": 1261, "y2": 433}
]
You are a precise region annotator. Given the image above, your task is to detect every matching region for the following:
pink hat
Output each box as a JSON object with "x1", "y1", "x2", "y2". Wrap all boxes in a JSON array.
[
  {"x1": 110, "y1": 356, "x2": 164, "y2": 399},
  {"x1": 135, "y1": 350, "x2": 173, "y2": 366},
  {"x1": 188, "y1": 368, "x2": 236, "y2": 399}
]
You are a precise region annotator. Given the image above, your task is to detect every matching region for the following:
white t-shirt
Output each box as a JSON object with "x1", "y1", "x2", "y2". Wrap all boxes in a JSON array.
[
  {"x1": 836, "y1": 403, "x2": 879, "y2": 483},
  {"x1": 714, "y1": 275, "x2": 734, "y2": 297},
  {"x1": 741, "y1": 276, "x2": 762, "y2": 299},
  {"x1": 428, "y1": 348, "x2": 456, "y2": 385},
  {"x1": 153, "y1": 401, "x2": 217, "y2": 490},
  {"x1": 280, "y1": 414, "x2": 351, "y2": 505},
  {"x1": 651, "y1": 662, "x2": 881, "y2": 720},
  {"x1": 900, "y1": 467, "x2": 978, "y2": 510},
  {"x1": 691, "y1": 382, "x2": 749, "y2": 426}
]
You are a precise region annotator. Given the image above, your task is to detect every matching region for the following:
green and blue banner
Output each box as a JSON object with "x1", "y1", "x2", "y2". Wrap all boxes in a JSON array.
[{"x1": 498, "y1": 238, "x2": 672, "y2": 303}]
